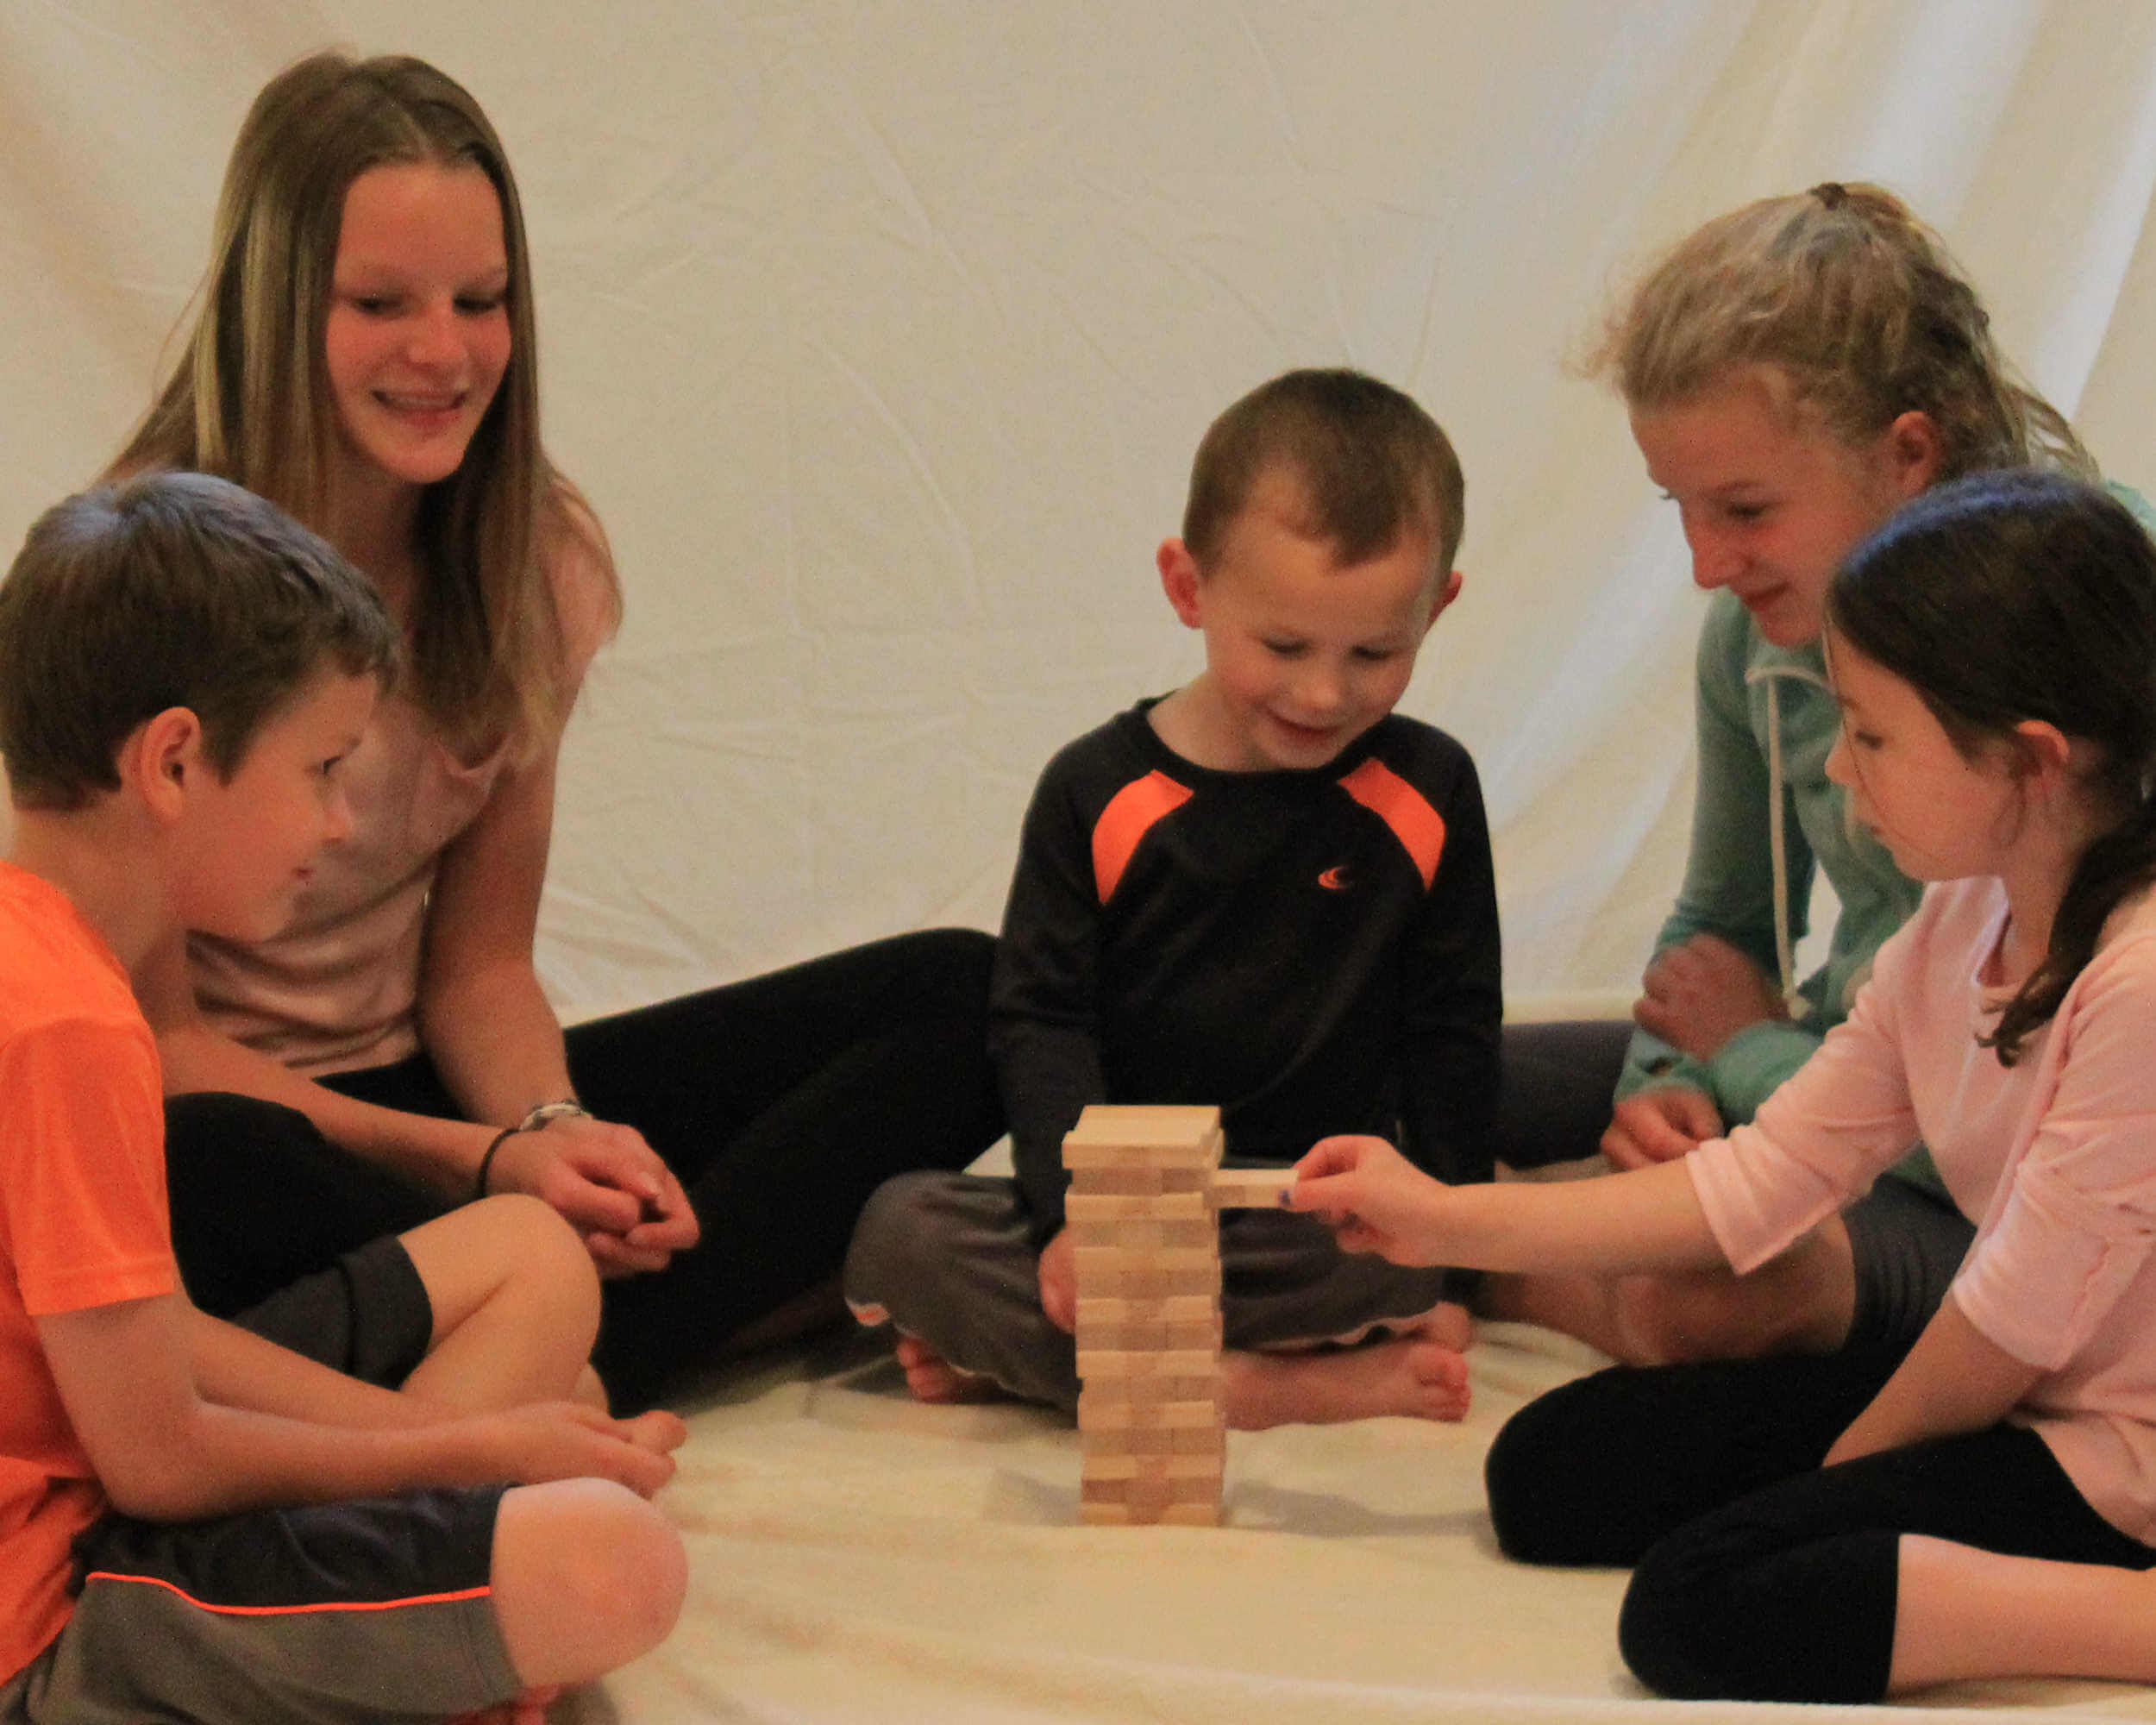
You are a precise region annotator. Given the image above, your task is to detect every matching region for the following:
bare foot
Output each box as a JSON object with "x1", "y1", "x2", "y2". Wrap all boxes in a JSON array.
[
  {"x1": 894, "y1": 1334, "x2": 1006, "y2": 1405},
  {"x1": 621, "y1": 1408, "x2": 689, "y2": 1454},
  {"x1": 1221, "y1": 1330, "x2": 1471, "y2": 1430}
]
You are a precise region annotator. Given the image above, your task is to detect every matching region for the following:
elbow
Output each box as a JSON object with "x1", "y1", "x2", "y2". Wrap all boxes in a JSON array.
[{"x1": 89, "y1": 1408, "x2": 224, "y2": 1522}]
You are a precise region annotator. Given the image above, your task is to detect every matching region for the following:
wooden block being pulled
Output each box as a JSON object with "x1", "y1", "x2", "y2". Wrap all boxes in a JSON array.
[{"x1": 1211, "y1": 1168, "x2": 1299, "y2": 1210}]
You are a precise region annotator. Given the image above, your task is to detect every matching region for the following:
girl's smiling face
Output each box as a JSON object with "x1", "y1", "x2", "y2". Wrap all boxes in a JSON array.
[
  {"x1": 323, "y1": 160, "x2": 512, "y2": 497},
  {"x1": 1631, "y1": 367, "x2": 1940, "y2": 648}
]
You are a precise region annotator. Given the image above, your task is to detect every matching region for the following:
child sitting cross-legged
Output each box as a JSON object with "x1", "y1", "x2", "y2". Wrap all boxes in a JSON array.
[
  {"x1": 846, "y1": 367, "x2": 1500, "y2": 1427},
  {"x1": 0, "y1": 473, "x2": 685, "y2": 1725},
  {"x1": 1293, "y1": 472, "x2": 2156, "y2": 1703}
]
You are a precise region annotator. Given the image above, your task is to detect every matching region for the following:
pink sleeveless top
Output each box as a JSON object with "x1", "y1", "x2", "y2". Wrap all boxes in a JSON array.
[{"x1": 188, "y1": 690, "x2": 511, "y2": 1075}]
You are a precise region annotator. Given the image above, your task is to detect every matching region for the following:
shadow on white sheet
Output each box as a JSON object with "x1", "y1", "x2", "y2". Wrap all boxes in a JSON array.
[{"x1": 557, "y1": 1322, "x2": 2156, "y2": 1725}]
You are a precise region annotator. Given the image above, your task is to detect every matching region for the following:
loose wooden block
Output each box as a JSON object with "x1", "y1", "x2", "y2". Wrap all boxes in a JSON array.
[
  {"x1": 1084, "y1": 1424, "x2": 1220, "y2": 1458},
  {"x1": 1078, "y1": 1265, "x2": 1221, "y2": 1301},
  {"x1": 1075, "y1": 1347, "x2": 1219, "y2": 1381},
  {"x1": 1211, "y1": 1168, "x2": 1299, "y2": 1210},
  {"x1": 1081, "y1": 1374, "x2": 1219, "y2": 1405},
  {"x1": 1076, "y1": 1396, "x2": 1222, "y2": 1430},
  {"x1": 1069, "y1": 1219, "x2": 1214, "y2": 1252},
  {"x1": 1074, "y1": 1317, "x2": 1223, "y2": 1353},
  {"x1": 1073, "y1": 1245, "x2": 1219, "y2": 1276},
  {"x1": 1064, "y1": 1191, "x2": 1212, "y2": 1223},
  {"x1": 1067, "y1": 1165, "x2": 1213, "y2": 1198},
  {"x1": 1062, "y1": 1104, "x2": 1222, "y2": 1157},
  {"x1": 1075, "y1": 1294, "x2": 1219, "y2": 1327}
]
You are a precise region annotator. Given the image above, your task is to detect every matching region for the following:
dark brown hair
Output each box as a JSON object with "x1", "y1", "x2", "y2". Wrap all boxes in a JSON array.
[
  {"x1": 1827, "y1": 470, "x2": 2156, "y2": 1062},
  {"x1": 1182, "y1": 368, "x2": 1464, "y2": 574},
  {"x1": 0, "y1": 474, "x2": 396, "y2": 809}
]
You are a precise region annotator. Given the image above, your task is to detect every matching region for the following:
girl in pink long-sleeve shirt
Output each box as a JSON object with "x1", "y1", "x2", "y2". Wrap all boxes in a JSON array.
[{"x1": 1293, "y1": 470, "x2": 2156, "y2": 1704}]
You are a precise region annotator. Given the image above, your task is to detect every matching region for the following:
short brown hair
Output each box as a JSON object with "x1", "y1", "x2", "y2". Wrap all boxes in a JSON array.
[
  {"x1": 0, "y1": 474, "x2": 396, "y2": 809},
  {"x1": 1182, "y1": 368, "x2": 1464, "y2": 575},
  {"x1": 1590, "y1": 182, "x2": 2092, "y2": 481}
]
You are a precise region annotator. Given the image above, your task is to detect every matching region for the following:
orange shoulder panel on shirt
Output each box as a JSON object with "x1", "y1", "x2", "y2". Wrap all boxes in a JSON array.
[
  {"x1": 1092, "y1": 771, "x2": 1194, "y2": 903},
  {"x1": 1338, "y1": 757, "x2": 1446, "y2": 889}
]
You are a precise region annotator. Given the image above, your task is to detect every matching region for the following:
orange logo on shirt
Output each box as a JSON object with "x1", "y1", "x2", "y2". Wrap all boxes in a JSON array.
[{"x1": 1318, "y1": 866, "x2": 1351, "y2": 891}]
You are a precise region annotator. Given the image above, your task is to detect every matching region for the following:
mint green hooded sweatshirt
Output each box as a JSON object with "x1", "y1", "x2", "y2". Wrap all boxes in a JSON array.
[{"x1": 1618, "y1": 484, "x2": 2156, "y2": 1200}]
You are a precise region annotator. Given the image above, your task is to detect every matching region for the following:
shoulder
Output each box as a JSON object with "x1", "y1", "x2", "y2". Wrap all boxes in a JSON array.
[
  {"x1": 1033, "y1": 704, "x2": 1166, "y2": 802},
  {"x1": 539, "y1": 477, "x2": 623, "y2": 684},
  {"x1": 1355, "y1": 715, "x2": 1482, "y2": 803}
]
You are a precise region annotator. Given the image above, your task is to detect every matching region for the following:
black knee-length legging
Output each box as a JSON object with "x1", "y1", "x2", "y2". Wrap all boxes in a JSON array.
[
  {"x1": 1486, "y1": 1347, "x2": 2156, "y2": 1703},
  {"x1": 166, "y1": 927, "x2": 1005, "y2": 1412}
]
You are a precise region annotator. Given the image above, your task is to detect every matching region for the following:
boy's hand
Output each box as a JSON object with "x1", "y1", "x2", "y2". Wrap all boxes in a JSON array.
[
  {"x1": 1287, "y1": 1135, "x2": 1451, "y2": 1265},
  {"x1": 1633, "y1": 933, "x2": 1784, "y2": 1060},
  {"x1": 487, "y1": 1117, "x2": 699, "y2": 1276},
  {"x1": 478, "y1": 1402, "x2": 684, "y2": 1499},
  {"x1": 1036, "y1": 1226, "x2": 1077, "y2": 1333},
  {"x1": 1601, "y1": 1088, "x2": 1722, "y2": 1170}
]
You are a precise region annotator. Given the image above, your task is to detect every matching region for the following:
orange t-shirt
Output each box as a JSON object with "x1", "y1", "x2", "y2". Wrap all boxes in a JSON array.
[{"x1": 0, "y1": 862, "x2": 175, "y2": 1680}]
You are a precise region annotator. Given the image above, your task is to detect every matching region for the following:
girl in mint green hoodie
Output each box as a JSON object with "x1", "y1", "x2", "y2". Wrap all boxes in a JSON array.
[{"x1": 1492, "y1": 182, "x2": 2153, "y2": 1365}]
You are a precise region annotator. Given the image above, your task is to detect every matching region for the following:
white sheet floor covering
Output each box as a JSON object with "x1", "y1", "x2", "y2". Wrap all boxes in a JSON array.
[{"x1": 558, "y1": 1320, "x2": 2156, "y2": 1725}]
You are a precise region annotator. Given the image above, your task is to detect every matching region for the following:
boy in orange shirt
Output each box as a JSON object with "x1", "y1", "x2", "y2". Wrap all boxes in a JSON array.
[{"x1": 0, "y1": 474, "x2": 684, "y2": 1722}]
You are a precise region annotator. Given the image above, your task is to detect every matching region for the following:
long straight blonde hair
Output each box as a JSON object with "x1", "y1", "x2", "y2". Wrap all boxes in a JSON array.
[{"x1": 114, "y1": 50, "x2": 619, "y2": 750}]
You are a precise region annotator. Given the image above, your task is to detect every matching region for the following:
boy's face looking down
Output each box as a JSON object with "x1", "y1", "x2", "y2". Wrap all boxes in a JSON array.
[
  {"x1": 1156, "y1": 474, "x2": 1457, "y2": 774},
  {"x1": 162, "y1": 668, "x2": 377, "y2": 943}
]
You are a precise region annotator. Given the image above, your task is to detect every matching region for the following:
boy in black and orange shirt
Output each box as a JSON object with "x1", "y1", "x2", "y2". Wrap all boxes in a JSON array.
[{"x1": 847, "y1": 369, "x2": 1500, "y2": 1427}]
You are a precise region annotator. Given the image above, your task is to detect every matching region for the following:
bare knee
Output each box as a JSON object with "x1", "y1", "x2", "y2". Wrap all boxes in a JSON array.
[
  {"x1": 492, "y1": 1480, "x2": 686, "y2": 1685},
  {"x1": 488, "y1": 1193, "x2": 603, "y2": 1335},
  {"x1": 1610, "y1": 1273, "x2": 1762, "y2": 1366}
]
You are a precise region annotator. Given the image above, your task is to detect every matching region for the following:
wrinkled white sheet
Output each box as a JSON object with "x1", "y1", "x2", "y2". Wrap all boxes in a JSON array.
[
  {"x1": 7, "y1": 3, "x2": 2156, "y2": 1016},
  {"x1": 565, "y1": 1321, "x2": 2156, "y2": 1723}
]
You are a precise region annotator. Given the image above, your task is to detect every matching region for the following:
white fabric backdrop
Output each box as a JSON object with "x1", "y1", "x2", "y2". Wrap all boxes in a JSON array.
[{"x1": 6, "y1": 1, "x2": 2156, "y2": 1021}]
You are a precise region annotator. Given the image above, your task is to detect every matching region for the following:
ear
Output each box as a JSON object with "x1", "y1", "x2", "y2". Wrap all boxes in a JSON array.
[
  {"x1": 1426, "y1": 568, "x2": 1464, "y2": 626},
  {"x1": 122, "y1": 706, "x2": 208, "y2": 825},
  {"x1": 2007, "y1": 717, "x2": 2073, "y2": 785},
  {"x1": 1883, "y1": 411, "x2": 1944, "y2": 500},
  {"x1": 1157, "y1": 537, "x2": 1205, "y2": 629}
]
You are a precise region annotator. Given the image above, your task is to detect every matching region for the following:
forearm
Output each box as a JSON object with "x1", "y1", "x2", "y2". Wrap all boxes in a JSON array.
[
  {"x1": 189, "y1": 1309, "x2": 448, "y2": 1429},
  {"x1": 160, "y1": 1019, "x2": 492, "y2": 1200},
  {"x1": 1300, "y1": 1143, "x2": 1730, "y2": 1276},
  {"x1": 1429, "y1": 1158, "x2": 1726, "y2": 1273},
  {"x1": 1827, "y1": 1294, "x2": 2040, "y2": 1466},
  {"x1": 419, "y1": 954, "x2": 576, "y2": 1128}
]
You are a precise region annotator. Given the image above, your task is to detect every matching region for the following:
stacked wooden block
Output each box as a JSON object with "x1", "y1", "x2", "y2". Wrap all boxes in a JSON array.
[{"x1": 1063, "y1": 1104, "x2": 1297, "y2": 1527}]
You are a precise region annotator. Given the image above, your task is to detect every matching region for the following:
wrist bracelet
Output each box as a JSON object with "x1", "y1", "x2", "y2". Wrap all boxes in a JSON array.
[
  {"x1": 517, "y1": 1099, "x2": 591, "y2": 1133},
  {"x1": 475, "y1": 1124, "x2": 521, "y2": 1200}
]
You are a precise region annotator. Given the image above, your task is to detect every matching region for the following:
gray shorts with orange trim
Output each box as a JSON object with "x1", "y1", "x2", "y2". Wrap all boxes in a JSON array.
[{"x1": 1, "y1": 1484, "x2": 516, "y2": 1723}]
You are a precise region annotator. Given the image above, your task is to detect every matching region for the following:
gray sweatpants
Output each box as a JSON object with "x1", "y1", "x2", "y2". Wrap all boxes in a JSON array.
[{"x1": 844, "y1": 1170, "x2": 1461, "y2": 1409}]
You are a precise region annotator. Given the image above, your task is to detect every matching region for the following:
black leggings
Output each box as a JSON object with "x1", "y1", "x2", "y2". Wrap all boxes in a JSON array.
[
  {"x1": 1486, "y1": 1350, "x2": 2156, "y2": 1703},
  {"x1": 166, "y1": 928, "x2": 1006, "y2": 1411}
]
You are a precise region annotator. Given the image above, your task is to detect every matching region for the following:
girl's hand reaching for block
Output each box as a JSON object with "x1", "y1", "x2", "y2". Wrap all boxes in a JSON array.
[{"x1": 1288, "y1": 1135, "x2": 1452, "y2": 1265}]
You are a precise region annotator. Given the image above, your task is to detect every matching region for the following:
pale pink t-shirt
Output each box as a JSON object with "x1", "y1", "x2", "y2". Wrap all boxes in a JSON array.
[
  {"x1": 187, "y1": 527, "x2": 611, "y2": 1078},
  {"x1": 1688, "y1": 875, "x2": 2156, "y2": 1545},
  {"x1": 188, "y1": 689, "x2": 511, "y2": 1075}
]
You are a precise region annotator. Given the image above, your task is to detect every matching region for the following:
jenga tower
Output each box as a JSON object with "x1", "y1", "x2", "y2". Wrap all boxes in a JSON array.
[{"x1": 1063, "y1": 1104, "x2": 1229, "y2": 1527}]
